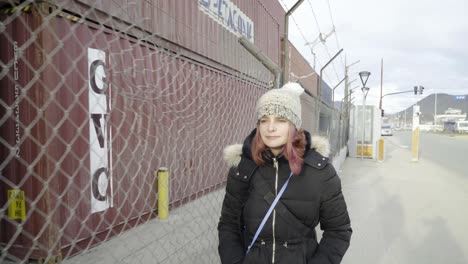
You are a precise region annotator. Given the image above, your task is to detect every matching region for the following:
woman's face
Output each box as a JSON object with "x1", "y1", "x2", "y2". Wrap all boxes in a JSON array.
[{"x1": 258, "y1": 115, "x2": 291, "y2": 156}]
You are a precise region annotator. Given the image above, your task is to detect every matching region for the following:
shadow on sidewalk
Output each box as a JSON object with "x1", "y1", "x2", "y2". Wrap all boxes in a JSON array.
[
  {"x1": 345, "y1": 189, "x2": 405, "y2": 264},
  {"x1": 402, "y1": 216, "x2": 467, "y2": 264}
]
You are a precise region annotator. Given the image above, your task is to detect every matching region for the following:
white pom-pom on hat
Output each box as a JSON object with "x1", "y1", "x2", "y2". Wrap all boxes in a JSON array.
[{"x1": 281, "y1": 82, "x2": 304, "y2": 96}]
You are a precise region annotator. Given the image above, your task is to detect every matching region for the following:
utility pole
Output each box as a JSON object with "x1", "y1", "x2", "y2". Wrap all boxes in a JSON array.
[
  {"x1": 379, "y1": 58, "x2": 383, "y2": 109},
  {"x1": 434, "y1": 93, "x2": 438, "y2": 125},
  {"x1": 412, "y1": 105, "x2": 420, "y2": 162}
]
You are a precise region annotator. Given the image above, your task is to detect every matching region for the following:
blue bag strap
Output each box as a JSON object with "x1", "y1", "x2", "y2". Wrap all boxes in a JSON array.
[{"x1": 246, "y1": 172, "x2": 293, "y2": 254}]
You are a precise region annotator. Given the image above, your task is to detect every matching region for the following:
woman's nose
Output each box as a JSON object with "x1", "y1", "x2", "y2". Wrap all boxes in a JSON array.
[{"x1": 268, "y1": 121, "x2": 276, "y2": 131}]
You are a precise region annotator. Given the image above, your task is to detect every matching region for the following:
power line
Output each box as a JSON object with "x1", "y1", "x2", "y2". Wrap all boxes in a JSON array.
[
  {"x1": 326, "y1": 0, "x2": 345, "y2": 68},
  {"x1": 304, "y1": 0, "x2": 344, "y2": 85},
  {"x1": 323, "y1": 39, "x2": 342, "y2": 82},
  {"x1": 279, "y1": 0, "x2": 310, "y2": 45},
  {"x1": 278, "y1": 0, "x2": 344, "y2": 87},
  {"x1": 306, "y1": 0, "x2": 322, "y2": 33}
]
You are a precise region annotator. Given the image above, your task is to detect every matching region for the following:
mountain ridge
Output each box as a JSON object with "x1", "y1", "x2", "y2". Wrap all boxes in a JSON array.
[{"x1": 391, "y1": 93, "x2": 468, "y2": 123}]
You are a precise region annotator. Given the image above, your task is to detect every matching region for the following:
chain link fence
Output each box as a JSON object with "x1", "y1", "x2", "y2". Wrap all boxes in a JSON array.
[{"x1": 1, "y1": 1, "x2": 348, "y2": 263}]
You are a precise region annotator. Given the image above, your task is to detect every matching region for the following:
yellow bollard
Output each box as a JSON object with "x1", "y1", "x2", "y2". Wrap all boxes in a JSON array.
[
  {"x1": 378, "y1": 139, "x2": 385, "y2": 162},
  {"x1": 157, "y1": 167, "x2": 169, "y2": 219},
  {"x1": 411, "y1": 127, "x2": 419, "y2": 162}
]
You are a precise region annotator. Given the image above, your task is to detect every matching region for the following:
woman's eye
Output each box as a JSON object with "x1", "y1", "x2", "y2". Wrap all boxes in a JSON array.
[{"x1": 278, "y1": 118, "x2": 287, "y2": 122}]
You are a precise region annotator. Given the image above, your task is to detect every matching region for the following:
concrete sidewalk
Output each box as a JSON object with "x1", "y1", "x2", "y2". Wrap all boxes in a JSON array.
[
  {"x1": 65, "y1": 136, "x2": 468, "y2": 264},
  {"x1": 341, "y1": 136, "x2": 468, "y2": 264},
  {"x1": 63, "y1": 189, "x2": 223, "y2": 264}
]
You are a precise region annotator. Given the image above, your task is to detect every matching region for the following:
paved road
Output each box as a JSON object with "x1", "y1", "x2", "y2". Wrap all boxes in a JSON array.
[{"x1": 391, "y1": 131, "x2": 468, "y2": 178}]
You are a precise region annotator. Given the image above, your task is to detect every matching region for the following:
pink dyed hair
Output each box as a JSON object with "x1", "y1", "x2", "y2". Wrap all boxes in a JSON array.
[{"x1": 251, "y1": 124, "x2": 306, "y2": 175}]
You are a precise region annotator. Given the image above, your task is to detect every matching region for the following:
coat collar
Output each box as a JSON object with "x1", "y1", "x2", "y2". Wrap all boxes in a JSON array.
[{"x1": 223, "y1": 129, "x2": 330, "y2": 168}]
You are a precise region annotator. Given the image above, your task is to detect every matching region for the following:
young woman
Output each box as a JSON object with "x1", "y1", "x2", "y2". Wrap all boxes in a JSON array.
[{"x1": 218, "y1": 83, "x2": 352, "y2": 264}]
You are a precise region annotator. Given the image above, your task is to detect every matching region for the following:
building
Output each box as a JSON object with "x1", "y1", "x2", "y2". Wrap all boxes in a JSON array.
[{"x1": 435, "y1": 108, "x2": 467, "y2": 125}]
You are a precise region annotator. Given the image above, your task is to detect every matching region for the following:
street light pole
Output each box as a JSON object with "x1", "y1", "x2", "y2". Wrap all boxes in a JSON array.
[
  {"x1": 359, "y1": 71, "x2": 371, "y2": 160},
  {"x1": 361, "y1": 90, "x2": 367, "y2": 159}
]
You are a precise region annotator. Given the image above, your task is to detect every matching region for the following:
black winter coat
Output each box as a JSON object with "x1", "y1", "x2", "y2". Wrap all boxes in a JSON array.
[{"x1": 218, "y1": 130, "x2": 352, "y2": 264}]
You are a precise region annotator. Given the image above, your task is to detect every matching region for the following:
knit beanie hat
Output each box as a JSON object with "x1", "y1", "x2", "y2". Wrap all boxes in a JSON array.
[{"x1": 256, "y1": 82, "x2": 304, "y2": 128}]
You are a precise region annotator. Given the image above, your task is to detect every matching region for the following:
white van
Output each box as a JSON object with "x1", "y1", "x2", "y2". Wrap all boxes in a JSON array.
[
  {"x1": 456, "y1": 121, "x2": 468, "y2": 133},
  {"x1": 381, "y1": 124, "x2": 393, "y2": 136}
]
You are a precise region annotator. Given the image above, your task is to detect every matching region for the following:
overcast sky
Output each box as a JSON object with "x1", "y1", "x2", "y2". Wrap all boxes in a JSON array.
[{"x1": 281, "y1": 0, "x2": 468, "y2": 113}]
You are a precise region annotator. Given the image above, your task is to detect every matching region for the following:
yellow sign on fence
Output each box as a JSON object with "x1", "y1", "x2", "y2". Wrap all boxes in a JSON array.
[{"x1": 8, "y1": 189, "x2": 26, "y2": 220}]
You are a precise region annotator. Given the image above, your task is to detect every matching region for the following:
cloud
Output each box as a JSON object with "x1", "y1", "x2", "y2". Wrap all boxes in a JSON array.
[{"x1": 283, "y1": 0, "x2": 468, "y2": 113}]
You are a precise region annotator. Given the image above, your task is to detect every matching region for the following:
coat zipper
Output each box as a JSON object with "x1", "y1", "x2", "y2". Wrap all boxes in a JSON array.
[{"x1": 272, "y1": 158, "x2": 279, "y2": 264}]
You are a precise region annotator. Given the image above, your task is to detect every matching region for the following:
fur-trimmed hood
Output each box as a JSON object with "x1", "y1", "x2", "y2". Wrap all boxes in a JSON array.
[{"x1": 223, "y1": 129, "x2": 330, "y2": 167}]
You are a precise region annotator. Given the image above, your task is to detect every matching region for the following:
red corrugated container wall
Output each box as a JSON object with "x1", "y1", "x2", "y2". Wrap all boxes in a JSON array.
[
  {"x1": 55, "y1": 0, "x2": 284, "y2": 84},
  {"x1": 1, "y1": 3, "x2": 271, "y2": 259},
  {"x1": 0, "y1": 8, "x2": 57, "y2": 259}
]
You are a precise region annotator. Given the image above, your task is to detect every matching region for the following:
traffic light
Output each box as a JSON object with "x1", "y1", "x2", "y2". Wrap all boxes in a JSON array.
[
  {"x1": 381, "y1": 109, "x2": 385, "y2": 117},
  {"x1": 414, "y1": 86, "x2": 418, "y2": 95},
  {"x1": 419, "y1": 86, "x2": 424, "y2": 95}
]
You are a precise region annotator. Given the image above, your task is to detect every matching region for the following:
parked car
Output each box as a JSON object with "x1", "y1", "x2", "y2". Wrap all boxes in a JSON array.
[
  {"x1": 381, "y1": 124, "x2": 393, "y2": 136},
  {"x1": 456, "y1": 121, "x2": 468, "y2": 133}
]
